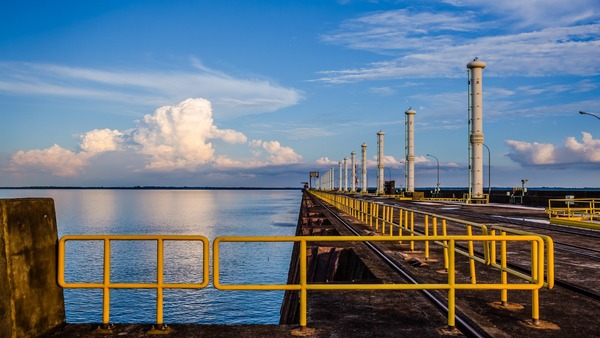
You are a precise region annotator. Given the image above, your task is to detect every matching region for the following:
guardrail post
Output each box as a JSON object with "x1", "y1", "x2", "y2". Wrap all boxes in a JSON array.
[
  {"x1": 299, "y1": 239, "x2": 308, "y2": 328},
  {"x1": 375, "y1": 204, "x2": 380, "y2": 230},
  {"x1": 447, "y1": 239, "x2": 456, "y2": 329},
  {"x1": 467, "y1": 226, "x2": 476, "y2": 284},
  {"x1": 500, "y1": 231, "x2": 508, "y2": 306},
  {"x1": 389, "y1": 207, "x2": 394, "y2": 236},
  {"x1": 93, "y1": 238, "x2": 114, "y2": 334},
  {"x1": 424, "y1": 215, "x2": 430, "y2": 259},
  {"x1": 103, "y1": 238, "x2": 111, "y2": 326},
  {"x1": 409, "y1": 211, "x2": 415, "y2": 252},
  {"x1": 442, "y1": 220, "x2": 449, "y2": 272},
  {"x1": 531, "y1": 239, "x2": 540, "y2": 325}
]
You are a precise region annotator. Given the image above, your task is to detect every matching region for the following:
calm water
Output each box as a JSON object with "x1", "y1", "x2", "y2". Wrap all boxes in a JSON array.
[{"x1": 0, "y1": 189, "x2": 301, "y2": 324}]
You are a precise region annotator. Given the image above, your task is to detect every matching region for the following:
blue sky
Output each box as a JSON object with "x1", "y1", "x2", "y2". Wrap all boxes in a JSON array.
[{"x1": 0, "y1": 0, "x2": 599, "y2": 188}]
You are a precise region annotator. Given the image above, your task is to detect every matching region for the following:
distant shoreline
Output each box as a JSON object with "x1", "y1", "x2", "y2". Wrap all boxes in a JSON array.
[{"x1": 0, "y1": 186, "x2": 302, "y2": 190}]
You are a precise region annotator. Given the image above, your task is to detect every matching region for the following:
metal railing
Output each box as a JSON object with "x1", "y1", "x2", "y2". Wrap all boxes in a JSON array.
[
  {"x1": 309, "y1": 190, "x2": 554, "y2": 323},
  {"x1": 58, "y1": 235, "x2": 209, "y2": 330},
  {"x1": 214, "y1": 235, "x2": 548, "y2": 328},
  {"x1": 546, "y1": 198, "x2": 599, "y2": 222},
  {"x1": 57, "y1": 201, "x2": 555, "y2": 331}
]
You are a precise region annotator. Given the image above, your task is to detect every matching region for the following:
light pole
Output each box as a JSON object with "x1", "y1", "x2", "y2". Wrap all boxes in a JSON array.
[
  {"x1": 426, "y1": 154, "x2": 440, "y2": 196},
  {"x1": 579, "y1": 111, "x2": 600, "y2": 120},
  {"x1": 482, "y1": 143, "x2": 491, "y2": 197}
]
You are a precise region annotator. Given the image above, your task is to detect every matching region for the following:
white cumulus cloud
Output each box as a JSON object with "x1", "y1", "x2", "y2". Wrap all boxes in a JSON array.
[
  {"x1": 251, "y1": 140, "x2": 303, "y2": 165},
  {"x1": 8, "y1": 98, "x2": 303, "y2": 177},
  {"x1": 506, "y1": 132, "x2": 600, "y2": 166},
  {"x1": 316, "y1": 157, "x2": 338, "y2": 165},
  {"x1": 80, "y1": 129, "x2": 124, "y2": 153},
  {"x1": 134, "y1": 98, "x2": 218, "y2": 171},
  {"x1": 10, "y1": 145, "x2": 91, "y2": 177}
]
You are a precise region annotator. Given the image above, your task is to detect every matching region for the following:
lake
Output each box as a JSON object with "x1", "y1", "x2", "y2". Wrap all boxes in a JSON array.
[{"x1": 0, "y1": 189, "x2": 301, "y2": 324}]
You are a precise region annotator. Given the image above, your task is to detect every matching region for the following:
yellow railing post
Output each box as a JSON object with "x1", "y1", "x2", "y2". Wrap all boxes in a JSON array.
[
  {"x1": 103, "y1": 238, "x2": 111, "y2": 325},
  {"x1": 397, "y1": 208, "x2": 403, "y2": 237},
  {"x1": 389, "y1": 207, "x2": 394, "y2": 236},
  {"x1": 375, "y1": 204, "x2": 380, "y2": 230},
  {"x1": 442, "y1": 219, "x2": 449, "y2": 272},
  {"x1": 424, "y1": 215, "x2": 430, "y2": 259},
  {"x1": 300, "y1": 239, "x2": 307, "y2": 328},
  {"x1": 531, "y1": 238, "x2": 540, "y2": 325},
  {"x1": 157, "y1": 238, "x2": 164, "y2": 325},
  {"x1": 447, "y1": 239, "x2": 456, "y2": 328},
  {"x1": 500, "y1": 231, "x2": 508, "y2": 306},
  {"x1": 381, "y1": 205, "x2": 387, "y2": 233},
  {"x1": 467, "y1": 226, "x2": 476, "y2": 284},
  {"x1": 409, "y1": 211, "x2": 415, "y2": 252}
]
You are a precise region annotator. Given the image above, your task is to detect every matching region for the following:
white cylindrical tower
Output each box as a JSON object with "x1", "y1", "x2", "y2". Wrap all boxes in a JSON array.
[
  {"x1": 405, "y1": 107, "x2": 416, "y2": 193},
  {"x1": 377, "y1": 130, "x2": 385, "y2": 195},
  {"x1": 351, "y1": 151, "x2": 356, "y2": 193},
  {"x1": 338, "y1": 161, "x2": 342, "y2": 191},
  {"x1": 330, "y1": 168, "x2": 334, "y2": 191},
  {"x1": 343, "y1": 157, "x2": 348, "y2": 192},
  {"x1": 467, "y1": 58, "x2": 486, "y2": 198},
  {"x1": 361, "y1": 143, "x2": 367, "y2": 194}
]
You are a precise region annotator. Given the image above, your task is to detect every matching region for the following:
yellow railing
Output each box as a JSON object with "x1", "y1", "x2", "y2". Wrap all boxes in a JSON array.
[
  {"x1": 309, "y1": 190, "x2": 555, "y2": 324},
  {"x1": 58, "y1": 235, "x2": 209, "y2": 329},
  {"x1": 59, "y1": 233, "x2": 551, "y2": 330},
  {"x1": 546, "y1": 198, "x2": 599, "y2": 221},
  {"x1": 214, "y1": 235, "x2": 547, "y2": 328},
  {"x1": 311, "y1": 190, "x2": 491, "y2": 264},
  {"x1": 489, "y1": 226, "x2": 555, "y2": 322}
]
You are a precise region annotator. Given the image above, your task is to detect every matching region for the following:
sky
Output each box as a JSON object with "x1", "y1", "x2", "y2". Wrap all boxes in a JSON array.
[{"x1": 0, "y1": 0, "x2": 599, "y2": 188}]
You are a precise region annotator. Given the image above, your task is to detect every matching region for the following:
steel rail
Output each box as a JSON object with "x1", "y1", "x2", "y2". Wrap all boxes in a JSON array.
[{"x1": 310, "y1": 194, "x2": 492, "y2": 338}]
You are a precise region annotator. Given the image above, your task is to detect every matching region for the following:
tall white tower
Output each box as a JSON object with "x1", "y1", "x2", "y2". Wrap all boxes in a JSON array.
[
  {"x1": 467, "y1": 58, "x2": 486, "y2": 199},
  {"x1": 338, "y1": 161, "x2": 342, "y2": 191},
  {"x1": 343, "y1": 157, "x2": 348, "y2": 192},
  {"x1": 330, "y1": 167, "x2": 334, "y2": 190},
  {"x1": 361, "y1": 143, "x2": 367, "y2": 194},
  {"x1": 377, "y1": 130, "x2": 385, "y2": 195},
  {"x1": 405, "y1": 107, "x2": 416, "y2": 193},
  {"x1": 350, "y1": 151, "x2": 356, "y2": 193}
]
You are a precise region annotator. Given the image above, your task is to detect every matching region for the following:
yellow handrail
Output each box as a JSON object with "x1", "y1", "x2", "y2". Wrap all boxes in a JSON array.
[
  {"x1": 214, "y1": 235, "x2": 547, "y2": 329},
  {"x1": 546, "y1": 198, "x2": 599, "y2": 221},
  {"x1": 58, "y1": 235, "x2": 210, "y2": 326}
]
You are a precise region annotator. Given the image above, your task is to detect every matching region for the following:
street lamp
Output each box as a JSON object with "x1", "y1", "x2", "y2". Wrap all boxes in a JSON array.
[
  {"x1": 579, "y1": 111, "x2": 600, "y2": 120},
  {"x1": 482, "y1": 143, "x2": 491, "y2": 197},
  {"x1": 426, "y1": 154, "x2": 440, "y2": 196}
]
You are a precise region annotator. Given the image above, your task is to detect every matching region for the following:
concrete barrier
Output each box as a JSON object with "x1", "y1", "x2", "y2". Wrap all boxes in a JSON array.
[{"x1": 0, "y1": 198, "x2": 65, "y2": 338}]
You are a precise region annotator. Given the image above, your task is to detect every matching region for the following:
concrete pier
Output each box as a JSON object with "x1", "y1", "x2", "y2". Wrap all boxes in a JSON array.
[{"x1": 1, "y1": 198, "x2": 65, "y2": 338}]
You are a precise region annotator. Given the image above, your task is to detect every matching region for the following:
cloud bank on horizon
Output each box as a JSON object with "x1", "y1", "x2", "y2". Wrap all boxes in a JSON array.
[{"x1": 9, "y1": 98, "x2": 302, "y2": 178}]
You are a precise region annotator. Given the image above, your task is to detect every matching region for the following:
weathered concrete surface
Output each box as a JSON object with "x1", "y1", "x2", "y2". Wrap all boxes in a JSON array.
[{"x1": 0, "y1": 198, "x2": 65, "y2": 338}]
